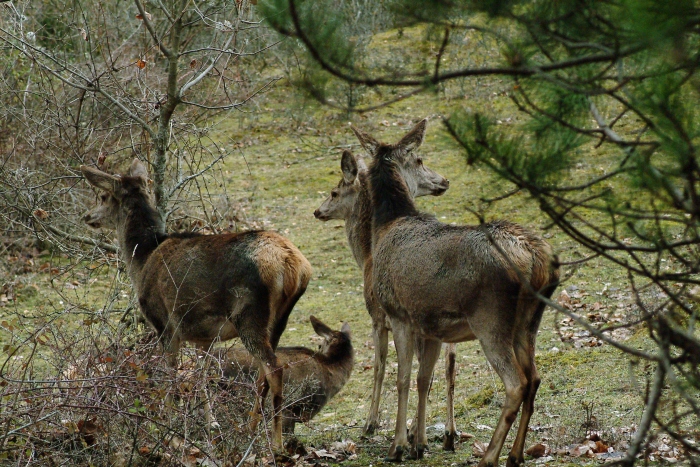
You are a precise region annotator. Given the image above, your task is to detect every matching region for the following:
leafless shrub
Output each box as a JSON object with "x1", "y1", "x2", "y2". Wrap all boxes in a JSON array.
[{"x1": 0, "y1": 309, "x2": 284, "y2": 465}]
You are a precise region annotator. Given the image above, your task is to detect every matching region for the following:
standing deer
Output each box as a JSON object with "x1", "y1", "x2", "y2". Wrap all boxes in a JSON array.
[
  {"x1": 313, "y1": 122, "x2": 460, "y2": 449},
  {"x1": 217, "y1": 315, "x2": 353, "y2": 434},
  {"x1": 363, "y1": 125, "x2": 560, "y2": 466},
  {"x1": 80, "y1": 159, "x2": 312, "y2": 449}
]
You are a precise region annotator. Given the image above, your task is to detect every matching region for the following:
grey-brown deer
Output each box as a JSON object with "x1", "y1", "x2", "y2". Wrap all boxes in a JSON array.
[
  {"x1": 80, "y1": 159, "x2": 312, "y2": 449},
  {"x1": 313, "y1": 121, "x2": 460, "y2": 449},
  {"x1": 363, "y1": 126, "x2": 560, "y2": 466},
  {"x1": 217, "y1": 316, "x2": 353, "y2": 434}
]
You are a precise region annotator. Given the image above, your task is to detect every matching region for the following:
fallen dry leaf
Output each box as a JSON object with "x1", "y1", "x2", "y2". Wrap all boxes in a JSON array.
[
  {"x1": 558, "y1": 290, "x2": 572, "y2": 309},
  {"x1": 330, "y1": 439, "x2": 356, "y2": 454},
  {"x1": 33, "y1": 209, "x2": 49, "y2": 219},
  {"x1": 525, "y1": 443, "x2": 547, "y2": 458},
  {"x1": 473, "y1": 440, "x2": 489, "y2": 458},
  {"x1": 594, "y1": 440, "x2": 609, "y2": 453},
  {"x1": 310, "y1": 449, "x2": 337, "y2": 459}
]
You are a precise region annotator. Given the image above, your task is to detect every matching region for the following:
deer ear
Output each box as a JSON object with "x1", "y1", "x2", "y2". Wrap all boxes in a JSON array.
[
  {"x1": 340, "y1": 150, "x2": 358, "y2": 184},
  {"x1": 81, "y1": 165, "x2": 120, "y2": 194},
  {"x1": 351, "y1": 124, "x2": 380, "y2": 156},
  {"x1": 340, "y1": 322, "x2": 351, "y2": 339},
  {"x1": 310, "y1": 315, "x2": 334, "y2": 338},
  {"x1": 397, "y1": 118, "x2": 427, "y2": 152},
  {"x1": 128, "y1": 158, "x2": 148, "y2": 182}
]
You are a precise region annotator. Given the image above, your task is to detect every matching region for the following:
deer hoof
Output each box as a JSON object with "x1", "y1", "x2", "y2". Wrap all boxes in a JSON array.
[
  {"x1": 407, "y1": 429, "x2": 415, "y2": 445},
  {"x1": 384, "y1": 444, "x2": 404, "y2": 463},
  {"x1": 443, "y1": 430, "x2": 456, "y2": 451},
  {"x1": 408, "y1": 444, "x2": 426, "y2": 460},
  {"x1": 363, "y1": 421, "x2": 379, "y2": 436},
  {"x1": 506, "y1": 454, "x2": 524, "y2": 467}
]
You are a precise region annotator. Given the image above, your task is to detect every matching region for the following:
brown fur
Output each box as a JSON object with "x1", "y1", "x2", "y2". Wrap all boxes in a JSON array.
[
  {"x1": 363, "y1": 127, "x2": 560, "y2": 465},
  {"x1": 217, "y1": 316, "x2": 353, "y2": 434},
  {"x1": 314, "y1": 127, "x2": 458, "y2": 448},
  {"x1": 80, "y1": 159, "x2": 312, "y2": 449}
]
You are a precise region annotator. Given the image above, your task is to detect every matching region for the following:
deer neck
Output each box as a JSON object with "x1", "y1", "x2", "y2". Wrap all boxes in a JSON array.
[
  {"x1": 344, "y1": 173, "x2": 373, "y2": 269},
  {"x1": 368, "y1": 158, "x2": 418, "y2": 238},
  {"x1": 116, "y1": 198, "x2": 166, "y2": 286}
]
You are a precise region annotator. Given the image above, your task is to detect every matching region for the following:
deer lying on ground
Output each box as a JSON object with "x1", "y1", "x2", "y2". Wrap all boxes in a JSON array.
[
  {"x1": 216, "y1": 316, "x2": 353, "y2": 434},
  {"x1": 313, "y1": 123, "x2": 460, "y2": 449},
  {"x1": 362, "y1": 124, "x2": 560, "y2": 466},
  {"x1": 80, "y1": 159, "x2": 312, "y2": 449}
]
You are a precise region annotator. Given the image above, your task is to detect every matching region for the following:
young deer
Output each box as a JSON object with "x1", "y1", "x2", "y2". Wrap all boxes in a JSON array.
[
  {"x1": 314, "y1": 123, "x2": 460, "y2": 449},
  {"x1": 364, "y1": 126, "x2": 560, "y2": 466},
  {"x1": 217, "y1": 316, "x2": 353, "y2": 434},
  {"x1": 80, "y1": 159, "x2": 312, "y2": 449}
]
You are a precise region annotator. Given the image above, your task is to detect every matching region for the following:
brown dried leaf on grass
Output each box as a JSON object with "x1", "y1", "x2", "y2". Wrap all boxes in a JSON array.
[
  {"x1": 473, "y1": 440, "x2": 489, "y2": 458},
  {"x1": 525, "y1": 443, "x2": 548, "y2": 458},
  {"x1": 558, "y1": 289, "x2": 572, "y2": 309},
  {"x1": 33, "y1": 208, "x2": 49, "y2": 219}
]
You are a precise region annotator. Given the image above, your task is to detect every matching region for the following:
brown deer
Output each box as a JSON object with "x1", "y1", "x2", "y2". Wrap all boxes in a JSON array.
[
  {"x1": 313, "y1": 122, "x2": 460, "y2": 450},
  {"x1": 80, "y1": 159, "x2": 312, "y2": 449},
  {"x1": 363, "y1": 125, "x2": 560, "y2": 466},
  {"x1": 216, "y1": 316, "x2": 353, "y2": 434}
]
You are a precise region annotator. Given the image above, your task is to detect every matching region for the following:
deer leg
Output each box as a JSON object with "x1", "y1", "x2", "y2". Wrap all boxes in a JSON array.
[
  {"x1": 249, "y1": 370, "x2": 270, "y2": 431},
  {"x1": 196, "y1": 345, "x2": 220, "y2": 432},
  {"x1": 409, "y1": 338, "x2": 442, "y2": 460},
  {"x1": 443, "y1": 342, "x2": 457, "y2": 451},
  {"x1": 261, "y1": 354, "x2": 284, "y2": 451},
  {"x1": 507, "y1": 338, "x2": 540, "y2": 467},
  {"x1": 365, "y1": 310, "x2": 389, "y2": 435},
  {"x1": 162, "y1": 333, "x2": 181, "y2": 410},
  {"x1": 385, "y1": 319, "x2": 414, "y2": 463},
  {"x1": 507, "y1": 286, "x2": 553, "y2": 467},
  {"x1": 408, "y1": 336, "x2": 423, "y2": 445},
  {"x1": 478, "y1": 337, "x2": 527, "y2": 467},
  {"x1": 237, "y1": 305, "x2": 285, "y2": 451}
]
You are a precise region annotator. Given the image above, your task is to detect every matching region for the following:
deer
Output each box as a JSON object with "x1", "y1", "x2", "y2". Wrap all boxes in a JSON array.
[
  {"x1": 216, "y1": 315, "x2": 353, "y2": 434},
  {"x1": 313, "y1": 120, "x2": 461, "y2": 450},
  {"x1": 361, "y1": 124, "x2": 560, "y2": 466},
  {"x1": 80, "y1": 158, "x2": 312, "y2": 450}
]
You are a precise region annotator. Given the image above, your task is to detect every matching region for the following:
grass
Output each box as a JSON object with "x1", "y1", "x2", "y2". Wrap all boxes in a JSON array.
[{"x1": 0, "y1": 22, "x2": 678, "y2": 466}]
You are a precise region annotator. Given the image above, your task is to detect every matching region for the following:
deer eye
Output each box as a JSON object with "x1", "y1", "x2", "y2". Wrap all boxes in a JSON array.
[
  {"x1": 331, "y1": 190, "x2": 339, "y2": 198},
  {"x1": 416, "y1": 158, "x2": 423, "y2": 165},
  {"x1": 100, "y1": 194, "x2": 108, "y2": 202}
]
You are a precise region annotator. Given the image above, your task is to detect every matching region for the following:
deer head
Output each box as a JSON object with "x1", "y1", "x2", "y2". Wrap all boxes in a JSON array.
[
  {"x1": 314, "y1": 150, "x2": 367, "y2": 221},
  {"x1": 80, "y1": 159, "x2": 158, "y2": 231},
  {"x1": 310, "y1": 315, "x2": 351, "y2": 355},
  {"x1": 352, "y1": 119, "x2": 449, "y2": 197},
  {"x1": 314, "y1": 120, "x2": 449, "y2": 221}
]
